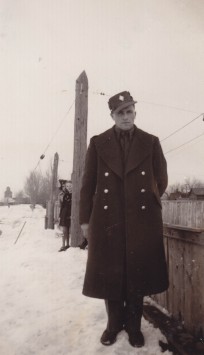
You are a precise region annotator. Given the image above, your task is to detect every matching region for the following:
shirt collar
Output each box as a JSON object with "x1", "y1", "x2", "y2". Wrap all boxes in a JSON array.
[{"x1": 114, "y1": 124, "x2": 136, "y2": 140}]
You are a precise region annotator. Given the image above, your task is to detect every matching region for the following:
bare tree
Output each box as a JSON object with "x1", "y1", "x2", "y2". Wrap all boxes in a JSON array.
[
  {"x1": 24, "y1": 163, "x2": 53, "y2": 207},
  {"x1": 38, "y1": 167, "x2": 52, "y2": 207},
  {"x1": 183, "y1": 177, "x2": 204, "y2": 189},
  {"x1": 24, "y1": 171, "x2": 42, "y2": 205},
  {"x1": 166, "y1": 182, "x2": 181, "y2": 197},
  {"x1": 167, "y1": 177, "x2": 204, "y2": 196}
]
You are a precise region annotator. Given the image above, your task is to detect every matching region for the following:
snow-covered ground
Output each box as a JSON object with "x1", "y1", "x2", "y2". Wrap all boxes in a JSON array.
[{"x1": 0, "y1": 205, "x2": 172, "y2": 355}]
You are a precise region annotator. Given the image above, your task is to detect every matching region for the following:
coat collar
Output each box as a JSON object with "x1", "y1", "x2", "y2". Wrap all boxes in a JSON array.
[{"x1": 94, "y1": 126, "x2": 152, "y2": 179}]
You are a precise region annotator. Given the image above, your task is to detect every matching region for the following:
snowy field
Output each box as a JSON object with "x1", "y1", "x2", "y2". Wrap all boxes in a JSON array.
[{"x1": 0, "y1": 205, "x2": 172, "y2": 355}]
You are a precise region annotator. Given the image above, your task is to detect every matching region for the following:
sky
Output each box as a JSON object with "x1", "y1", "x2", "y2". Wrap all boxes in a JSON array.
[{"x1": 0, "y1": 0, "x2": 204, "y2": 198}]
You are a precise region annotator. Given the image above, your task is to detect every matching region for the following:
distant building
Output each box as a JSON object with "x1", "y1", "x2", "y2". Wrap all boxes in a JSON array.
[
  {"x1": 169, "y1": 189, "x2": 182, "y2": 200},
  {"x1": 4, "y1": 186, "x2": 14, "y2": 206},
  {"x1": 168, "y1": 187, "x2": 204, "y2": 200},
  {"x1": 188, "y1": 187, "x2": 204, "y2": 200},
  {"x1": 4, "y1": 186, "x2": 12, "y2": 199}
]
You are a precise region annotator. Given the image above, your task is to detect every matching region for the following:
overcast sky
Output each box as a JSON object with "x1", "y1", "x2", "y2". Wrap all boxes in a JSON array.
[{"x1": 0, "y1": 0, "x2": 204, "y2": 198}]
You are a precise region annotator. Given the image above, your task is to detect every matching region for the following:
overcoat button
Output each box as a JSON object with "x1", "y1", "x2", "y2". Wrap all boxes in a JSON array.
[
  {"x1": 141, "y1": 188, "x2": 146, "y2": 193},
  {"x1": 141, "y1": 205, "x2": 146, "y2": 210},
  {"x1": 141, "y1": 171, "x2": 145, "y2": 175},
  {"x1": 104, "y1": 172, "x2": 109, "y2": 176},
  {"x1": 104, "y1": 189, "x2": 109, "y2": 193},
  {"x1": 104, "y1": 205, "x2": 108, "y2": 210}
]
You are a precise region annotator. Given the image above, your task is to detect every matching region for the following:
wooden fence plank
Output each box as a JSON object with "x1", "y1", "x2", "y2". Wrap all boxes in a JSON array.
[
  {"x1": 158, "y1": 228, "x2": 204, "y2": 336},
  {"x1": 162, "y1": 201, "x2": 204, "y2": 228}
]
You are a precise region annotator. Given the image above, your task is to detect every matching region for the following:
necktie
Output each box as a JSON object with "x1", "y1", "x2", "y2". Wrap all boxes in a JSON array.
[{"x1": 120, "y1": 131, "x2": 130, "y2": 161}]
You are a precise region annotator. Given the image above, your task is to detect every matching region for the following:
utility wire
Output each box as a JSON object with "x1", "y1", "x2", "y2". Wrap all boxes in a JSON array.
[
  {"x1": 91, "y1": 90, "x2": 204, "y2": 143},
  {"x1": 164, "y1": 132, "x2": 204, "y2": 155},
  {"x1": 161, "y1": 113, "x2": 204, "y2": 142},
  {"x1": 92, "y1": 91, "x2": 110, "y2": 97},
  {"x1": 34, "y1": 100, "x2": 75, "y2": 171},
  {"x1": 91, "y1": 90, "x2": 201, "y2": 114},
  {"x1": 31, "y1": 89, "x2": 203, "y2": 166}
]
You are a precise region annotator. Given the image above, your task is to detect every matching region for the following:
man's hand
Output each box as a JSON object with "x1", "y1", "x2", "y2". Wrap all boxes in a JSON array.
[{"x1": 81, "y1": 224, "x2": 89, "y2": 239}]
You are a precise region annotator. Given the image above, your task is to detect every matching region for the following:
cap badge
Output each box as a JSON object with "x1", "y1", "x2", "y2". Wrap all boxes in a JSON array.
[{"x1": 119, "y1": 95, "x2": 124, "y2": 101}]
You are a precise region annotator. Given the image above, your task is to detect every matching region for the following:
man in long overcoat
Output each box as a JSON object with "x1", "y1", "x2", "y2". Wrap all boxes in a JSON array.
[{"x1": 79, "y1": 91, "x2": 168, "y2": 348}]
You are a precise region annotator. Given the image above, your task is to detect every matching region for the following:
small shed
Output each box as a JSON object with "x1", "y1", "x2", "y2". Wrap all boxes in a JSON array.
[
  {"x1": 169, "y1": 190, "x2": 182, "y2": 200},
  {"x1": 189, "y1": 187, "x2": 204, "y2": 200}
]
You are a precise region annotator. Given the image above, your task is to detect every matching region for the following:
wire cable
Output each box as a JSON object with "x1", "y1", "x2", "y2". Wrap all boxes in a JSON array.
[
  {"x1": 34, "y1": 99, "x2": 75, "y2": 171},
  {"x1": 161, "y1": 113, "x2": 204, "y2": 142},
  {"x1": 164, "y1": 132, "x2": 204, "y2": 155},
  {"x1": 91, "y1": 90, "x2": 201, "y2": 114}
]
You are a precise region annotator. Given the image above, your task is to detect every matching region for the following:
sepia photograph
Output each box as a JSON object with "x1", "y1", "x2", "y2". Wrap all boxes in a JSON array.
[{"x1": 0, "y1": 1, "x2": 204, "y2": 354}]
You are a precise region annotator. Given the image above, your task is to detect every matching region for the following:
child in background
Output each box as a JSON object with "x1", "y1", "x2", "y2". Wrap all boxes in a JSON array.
[{"x1": 58, "y1": 180, "x2": 72, "y2": 252}]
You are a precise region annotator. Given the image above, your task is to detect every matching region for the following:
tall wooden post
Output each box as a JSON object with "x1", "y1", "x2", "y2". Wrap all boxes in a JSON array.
[
  {"x1": 47, "y1": 152, "x2": 59, "y2": 229},
  {"x1": 71, "y1": 71, "x2": 88, "y2": 246}
]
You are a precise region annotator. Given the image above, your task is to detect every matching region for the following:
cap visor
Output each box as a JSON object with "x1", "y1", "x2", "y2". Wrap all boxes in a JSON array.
[{"x1": 113, "y1": 100, "x2": 137, "y2": 113}]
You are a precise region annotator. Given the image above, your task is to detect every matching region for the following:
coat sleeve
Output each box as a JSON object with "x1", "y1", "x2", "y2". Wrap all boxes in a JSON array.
[
  {"x1": 79, "y1": 137, "x2": 97, "y2": 225},
  {"x1": 152, "y1": 137, "x2": 168, "y2": 197}
]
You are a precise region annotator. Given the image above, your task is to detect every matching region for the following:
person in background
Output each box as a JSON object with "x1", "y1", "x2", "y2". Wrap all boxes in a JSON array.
[
  {"x1": 79, "y1": 91, "x2": 168, "y2": 348},
  {"x1": 58, "y1": 180, "x2": 72, "y2": 252}
]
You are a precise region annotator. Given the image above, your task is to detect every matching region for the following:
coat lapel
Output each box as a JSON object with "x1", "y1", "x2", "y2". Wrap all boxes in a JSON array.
[
  {"x1": 94, "y1": 126, "x2": 152, "y2": 179},
  {"x1": 95, "y1": 127, "x2": 123, "y2": 179},
  {"x1": 125, "y1": 127, "x2": 152, "y2": 175}
]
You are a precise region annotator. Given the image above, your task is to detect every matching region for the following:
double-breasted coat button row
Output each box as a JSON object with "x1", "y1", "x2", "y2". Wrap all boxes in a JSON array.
[
  {"x1": 103, "y1": 171, "x2": 146, "y2": 210},
  {"x1": 140, "y1": 172, "x2": 146, "y2": 209},
  {"x1": 103, "y1": 173, "x2": 109, "y2": 209}
]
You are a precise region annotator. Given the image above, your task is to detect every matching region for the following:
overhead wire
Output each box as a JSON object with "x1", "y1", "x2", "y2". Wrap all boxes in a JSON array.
[
  {"x1": 91, "y1": 90, "x2": 204, "y2": 151},
  {"x1": 31, "y1": 88, "x2": 203, "y2": 170},
  {"x1": 33, "y1": 99, "x2": 75, "y2": 171},
  {"x1": 164, "y1": 132, "x2": 204, "y2": 155},
  {"x1": 91, "y1": 90, "x2": 201, "y2": 114},
  {"x1": 161, "y1": 113, "x2": 204, "y2": 142}
]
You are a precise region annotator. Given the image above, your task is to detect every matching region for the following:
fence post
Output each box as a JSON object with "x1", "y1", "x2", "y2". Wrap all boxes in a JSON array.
[
  {"x1": 71, "y1": 71, "x2": 88, "y2": 246},
  {"x1": 47, "y1": 152, "x2": 59, "y2": 229}
]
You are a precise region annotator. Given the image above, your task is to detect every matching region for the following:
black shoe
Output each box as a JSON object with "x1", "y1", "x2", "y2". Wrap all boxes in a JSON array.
[
  {"x1": 58, "y1": 246, "x2": 67, "y2": 252},
  {"x1": 65, "y1": 245, "x2": 70, "y2": 250},
  {"x1": 100, "y1": 329, "x2": 119, "y2": 346},
  {"x1": 78, "y1": 239, "x2": 88, "y2": 249},
  {"x1": 128, "y1": 330, "x2": 144, "y2": 348}
]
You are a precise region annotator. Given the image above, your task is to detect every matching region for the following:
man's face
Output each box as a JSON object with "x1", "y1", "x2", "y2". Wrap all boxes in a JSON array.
[{"x1": 111, "y1": 105, "x2": 136, "y2": 130}]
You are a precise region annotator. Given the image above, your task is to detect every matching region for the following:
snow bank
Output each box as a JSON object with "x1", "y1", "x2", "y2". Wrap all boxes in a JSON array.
[{"x1": 0, "y1": 205, "x2": 172, "y2": 355}]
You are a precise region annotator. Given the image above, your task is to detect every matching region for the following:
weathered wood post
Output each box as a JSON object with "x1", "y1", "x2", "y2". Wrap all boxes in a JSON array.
[
  {"x1": 47, "y1": 152, "x2": 59, "y2": 229},
  {"x1": 71, "y1": 71, "x2": 88, "y2": 246}
]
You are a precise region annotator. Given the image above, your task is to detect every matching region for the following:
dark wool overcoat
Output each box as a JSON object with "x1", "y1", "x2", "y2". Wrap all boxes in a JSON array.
[{"x1": 79, "y1": 125, "x2": 169, "y2": 301}]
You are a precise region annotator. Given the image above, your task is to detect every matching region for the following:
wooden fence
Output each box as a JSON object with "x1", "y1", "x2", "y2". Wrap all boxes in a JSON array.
[
  {"x1": 162, "y1": 200, "x2": 204, "y2": 228},
  {"x1": 152, "y1": 201, "x2": 204, "y2": 337}
]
